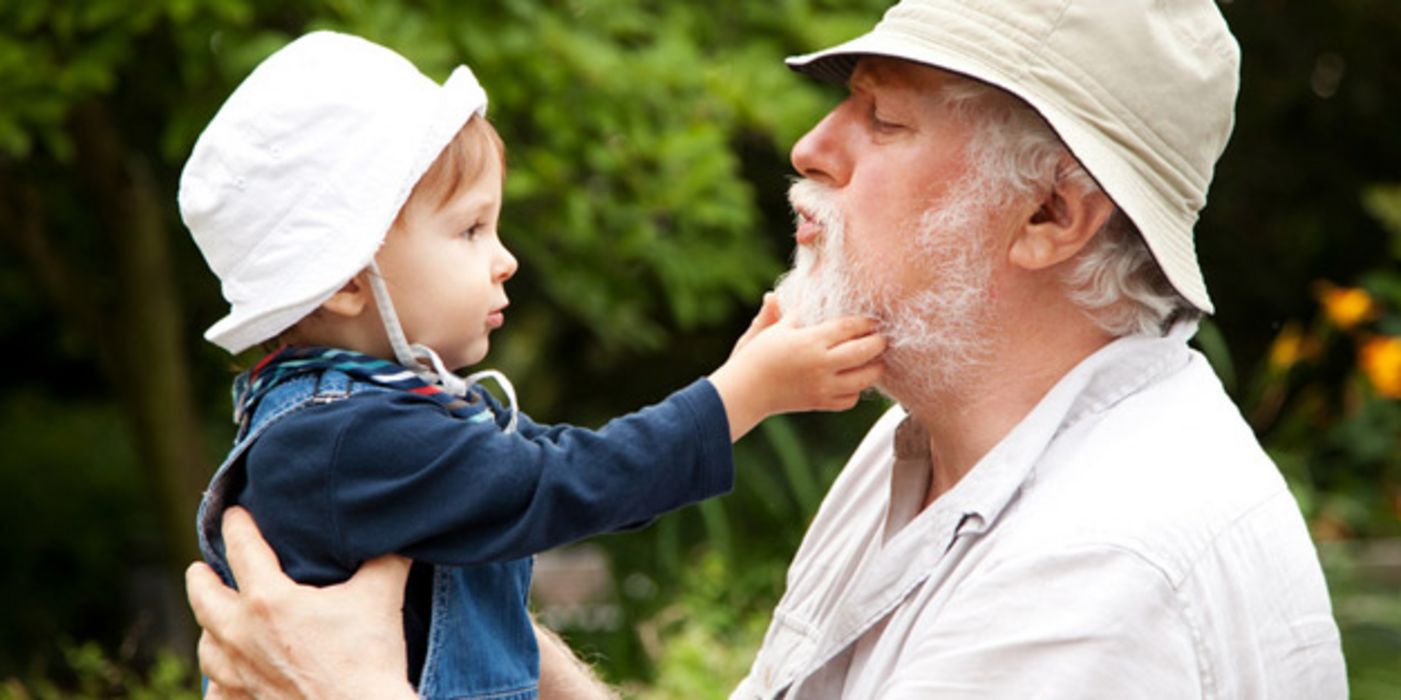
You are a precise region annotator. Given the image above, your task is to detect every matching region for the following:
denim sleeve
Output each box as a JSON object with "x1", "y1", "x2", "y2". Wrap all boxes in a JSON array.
[{"x1": 308, "y1": 378, "x2": 733, "y2": 567}]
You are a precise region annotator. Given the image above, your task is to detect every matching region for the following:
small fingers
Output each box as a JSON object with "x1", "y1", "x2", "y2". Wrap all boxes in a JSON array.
[
  {"x1": 829, "y1": 333, "x2": 887, "y2": 368},
  {"x1": 810, "y1": 392, "x2": 864, "y2": 412},
  {"x1": 205, "y1": 682, "x2": 255, "y2": 700},
  {"x1": 756, "y1": 292, "x2": 783, "y2": 327},
  {"x1": 734, "y1": 293, "x2": 785, "y2": 351},
  {"x1": 817, "y1": 363, "x2": 882, "y2": 404},
  {"x1": 836, "y1": 362, "x2": 884, "y2": 395},
  {"x1": 809, "y1": 315, "x2": 880, "y2": 347}
]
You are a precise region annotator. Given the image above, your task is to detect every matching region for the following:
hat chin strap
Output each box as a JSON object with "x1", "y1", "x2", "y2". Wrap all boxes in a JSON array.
[{"x1": 366, "y1": 260, "x2": 518, "y2": 433}]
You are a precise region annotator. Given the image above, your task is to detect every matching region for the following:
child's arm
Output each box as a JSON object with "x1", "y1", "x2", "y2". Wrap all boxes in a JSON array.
[
  {"x1": 709, "y1": 294, "x2": 885, "y2": 441},
  {"x1": 252, "y1": 375, "x2": 738, "y2": 571},
  {"x1": 239, "y1": 298, "x2": 880, "y2": 572}
]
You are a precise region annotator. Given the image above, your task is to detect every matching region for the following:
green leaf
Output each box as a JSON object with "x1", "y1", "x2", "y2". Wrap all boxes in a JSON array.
[
  {"x1": 1192, "y1": 317, "x2": 1237, "y2": 394},
  {"x1": 1362, "y1": 184, "x2": 1401, "y2": 261}
]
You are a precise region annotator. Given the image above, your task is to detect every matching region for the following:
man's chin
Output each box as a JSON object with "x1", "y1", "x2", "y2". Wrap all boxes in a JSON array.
[{"x1": 771, "y1": 276, "x2": 811, "y2": 325}]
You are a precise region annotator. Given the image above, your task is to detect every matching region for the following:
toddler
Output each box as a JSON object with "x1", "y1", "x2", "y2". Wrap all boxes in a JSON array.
[{"x1": 185, "y1": 32, "x2": 883, "y2": 699}]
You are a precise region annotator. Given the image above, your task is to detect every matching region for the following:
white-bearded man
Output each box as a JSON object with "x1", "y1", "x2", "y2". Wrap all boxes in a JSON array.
[{"x1": 186, "y1": 2, "x2": 1348, "y2": 698}]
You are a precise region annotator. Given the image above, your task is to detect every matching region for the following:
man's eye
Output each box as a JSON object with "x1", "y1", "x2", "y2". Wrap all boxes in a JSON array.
[{"x1": 869, "y1": 106, "x2": 902, "y2": 132}]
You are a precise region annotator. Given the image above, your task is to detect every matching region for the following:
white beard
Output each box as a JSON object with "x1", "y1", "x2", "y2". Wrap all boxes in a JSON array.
[{"x1": 774, "y1": 177, "x2": 997, "y2": 399}]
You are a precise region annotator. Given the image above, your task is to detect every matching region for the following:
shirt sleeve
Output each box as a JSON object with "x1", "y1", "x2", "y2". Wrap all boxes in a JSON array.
[
  {"x1": 309, "y1": 378, "x2": 734, "y2": 568},
  {"x1": 875, "y1": 546, "x2": 1202, "y2": 699}
]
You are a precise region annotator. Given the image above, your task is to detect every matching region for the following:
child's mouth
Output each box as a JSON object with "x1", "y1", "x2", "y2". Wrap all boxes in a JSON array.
[{"x1": 486, "y1": 305, "x2": 507, "y2": 329}]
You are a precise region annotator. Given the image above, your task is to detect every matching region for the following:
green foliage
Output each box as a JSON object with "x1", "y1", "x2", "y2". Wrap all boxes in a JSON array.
[
  {"x1": 622, "y1": 551, "x2": 774, "y2": 700},
  {"x1": 0, "y1": 0, "x2": 253, "y2": 160},
  {"x1": 1, "y1": 643, "x2": 198, "y2": 700},
  {"x1": 1192, "y1": 318, "x2": 1237, "y2": 392},
  {"x1": 459, "y1": 2, "x2": 781, "y2": 350},
  {"x1": 1364, "y1": 185, "x2": 1401, "y2": 278},
  {"x1": 1319, "y1": 542, "x2": 1401, "y2": 700},
  {"x1": 0, "y1": 396, "x2": 157, "y2": 675}
]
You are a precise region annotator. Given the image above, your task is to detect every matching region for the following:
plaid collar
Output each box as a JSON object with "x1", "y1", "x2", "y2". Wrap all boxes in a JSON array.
[{"x1": 232, "y1": 345, "x2": 478, "y2": 426}]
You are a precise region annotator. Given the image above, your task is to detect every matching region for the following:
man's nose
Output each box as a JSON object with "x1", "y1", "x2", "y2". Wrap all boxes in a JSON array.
[{"x1": 790, "y1": 103, "x2": 852, "y2": 187}]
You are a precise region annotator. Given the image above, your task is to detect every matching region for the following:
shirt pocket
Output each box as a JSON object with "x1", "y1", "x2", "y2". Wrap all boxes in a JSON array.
[{"x1": 1288, "y1": 614, "x2": 1341, "y2": 650}]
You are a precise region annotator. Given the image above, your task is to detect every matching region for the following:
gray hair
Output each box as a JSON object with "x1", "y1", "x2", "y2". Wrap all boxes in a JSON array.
[{"x1": 938, "y1": 78, "x2": 1191, "y2": 337}]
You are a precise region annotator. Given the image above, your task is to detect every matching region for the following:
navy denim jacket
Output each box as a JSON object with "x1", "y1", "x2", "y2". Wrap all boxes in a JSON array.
[{"x1": 197, "y1": 368, "x2": 733, "y2": 698}]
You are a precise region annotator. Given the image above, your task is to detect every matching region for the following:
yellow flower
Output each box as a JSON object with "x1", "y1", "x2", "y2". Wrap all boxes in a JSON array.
[
  {"x1": 1359, "y1": 336, "x2": 1401, "y2": 398},
  {"x1": 1316, "y1": 282, "x2": 1377, "y2": 330},
  {"x1": 1268, "y1": 322, "x2": 1306, "y2": 371}
]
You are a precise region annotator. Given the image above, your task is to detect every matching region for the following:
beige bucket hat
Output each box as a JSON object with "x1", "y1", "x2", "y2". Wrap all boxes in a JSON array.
[
  {"x1": 786, "y1": 0, "x2": 1241, "y2": 314},
  {"x1": 180, "y1": 31, "x2": 488, "y2": 353}
]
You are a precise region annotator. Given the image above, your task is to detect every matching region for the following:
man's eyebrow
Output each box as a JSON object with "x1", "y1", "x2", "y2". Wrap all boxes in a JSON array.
[
  {"x1": 846, "y1": 62, "x2": 902, "y2": 97},
  {"x1": 848, "y1": 63, "x2": 889, "y2": 92}
]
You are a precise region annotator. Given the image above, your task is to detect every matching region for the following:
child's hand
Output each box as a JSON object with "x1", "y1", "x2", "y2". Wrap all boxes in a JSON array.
[
  {"x1": 710, "y1": 295, "x2": 886, "y2": 441},
  {"x1": 730, "y1": 292, "x2": 784, "y2": 357}
]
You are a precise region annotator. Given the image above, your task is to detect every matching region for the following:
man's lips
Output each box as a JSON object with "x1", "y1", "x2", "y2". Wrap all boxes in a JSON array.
[{"x1": 794, "y1": 207, "x2": 822, "y2": 245}]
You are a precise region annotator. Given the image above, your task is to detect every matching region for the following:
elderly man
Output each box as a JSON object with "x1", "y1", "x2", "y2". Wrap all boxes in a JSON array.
[{"x1": 186, "y1": 1, "x2": 1348, "y2": 697}]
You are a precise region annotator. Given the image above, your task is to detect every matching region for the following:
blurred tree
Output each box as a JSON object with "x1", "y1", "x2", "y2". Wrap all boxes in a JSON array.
[{"x1": 0, "y1": 1, "x2": 248, "y2": 586}]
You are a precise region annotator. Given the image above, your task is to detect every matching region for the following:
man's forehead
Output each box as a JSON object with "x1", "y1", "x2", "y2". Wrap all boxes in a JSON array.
[{"x1": 849, "y1": 56, "x2": 957, "y2": 95}]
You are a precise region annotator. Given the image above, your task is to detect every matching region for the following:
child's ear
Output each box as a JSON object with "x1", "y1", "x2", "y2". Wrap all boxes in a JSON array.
[
  {"x1": 319, "y1": 273, "x2": 371, "y2": 318},
  {"x1": 1008, "y1": 156, "x2": 1115, "y2": 271}
]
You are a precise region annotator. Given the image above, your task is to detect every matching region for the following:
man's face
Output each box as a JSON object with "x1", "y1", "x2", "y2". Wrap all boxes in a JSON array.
[{"x1": 776, "y1": 58, "x2": 1006, "y2": 395}]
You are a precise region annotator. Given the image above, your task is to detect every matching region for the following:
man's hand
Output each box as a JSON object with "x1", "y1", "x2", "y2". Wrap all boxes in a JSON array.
[
  {"x1": 185, "y1": 507, "x2": 416, "y2": 700},
  {"x1": 711, "y1": 293, "x2": 886, "y2": 441}
]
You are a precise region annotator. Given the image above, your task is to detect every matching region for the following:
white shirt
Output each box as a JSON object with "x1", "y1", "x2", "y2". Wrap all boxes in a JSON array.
[{"x1": 732, "y1": 326, "x2": 1346, "y2": 699}]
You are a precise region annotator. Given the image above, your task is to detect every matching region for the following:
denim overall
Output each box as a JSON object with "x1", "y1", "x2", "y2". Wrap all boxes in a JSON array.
[{"x1": 197, "y1": 370, "x2": 539, "y2": 699}]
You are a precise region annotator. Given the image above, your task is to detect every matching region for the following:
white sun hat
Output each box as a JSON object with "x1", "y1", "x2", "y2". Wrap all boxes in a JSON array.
[
  {"x1": 180, "y1": 30, "x2": 488, "y2": 353},
  {"x1": 786, "y1": 0, "x2": 1240, "y2": 314}
]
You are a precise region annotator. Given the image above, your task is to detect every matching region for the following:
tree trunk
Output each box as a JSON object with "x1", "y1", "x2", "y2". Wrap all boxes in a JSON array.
[{"x1": 71, "y1": 101, "x2": 206, "y2": 654}]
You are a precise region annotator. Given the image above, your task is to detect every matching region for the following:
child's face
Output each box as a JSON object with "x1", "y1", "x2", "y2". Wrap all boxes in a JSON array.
[{"x1": 375, "y1": 154, "x2": 516, "y2": 370}]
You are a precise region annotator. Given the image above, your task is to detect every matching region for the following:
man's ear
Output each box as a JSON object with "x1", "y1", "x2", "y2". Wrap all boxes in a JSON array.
[
  {"x1": 319, "y1": 273, "x2": 371, "y2": 318},
  {"x1": 1008, "y1": 156, "x2": 1114, "y2": 271}
]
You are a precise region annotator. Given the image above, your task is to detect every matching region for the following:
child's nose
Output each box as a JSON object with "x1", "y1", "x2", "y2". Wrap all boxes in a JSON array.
[{"x1": 494, "y1": 244, "x2": 518, "y2": 282}]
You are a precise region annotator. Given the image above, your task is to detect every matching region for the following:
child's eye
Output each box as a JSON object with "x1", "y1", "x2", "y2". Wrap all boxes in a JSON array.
[{"x1": 461, "y1": 224, "x2": 483, "y2": 239}]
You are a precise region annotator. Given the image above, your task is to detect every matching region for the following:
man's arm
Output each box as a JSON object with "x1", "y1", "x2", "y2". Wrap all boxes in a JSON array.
[
  {"x1": 186, "y1": 507, "x2": 416, "y2": 699},
  {"x1": 535, "y1": 622, "x2": 618, "y2": 700},
  {"x1": 185, "y1": 507, "x2": 616, "y2": 699}
]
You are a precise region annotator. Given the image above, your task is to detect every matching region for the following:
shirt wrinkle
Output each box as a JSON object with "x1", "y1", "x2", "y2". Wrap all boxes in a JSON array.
[{"x1": 1172, "y1": 484, "x2": 1291, "y2": 590}]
